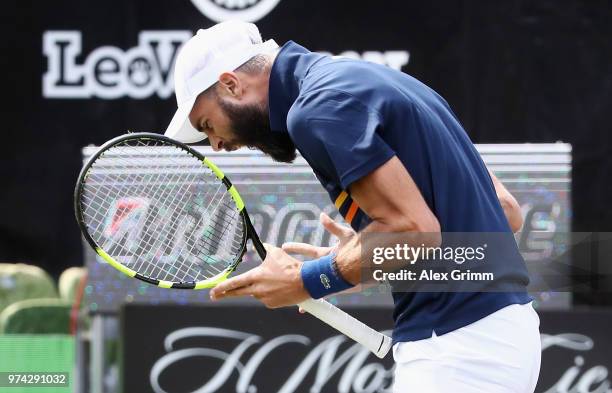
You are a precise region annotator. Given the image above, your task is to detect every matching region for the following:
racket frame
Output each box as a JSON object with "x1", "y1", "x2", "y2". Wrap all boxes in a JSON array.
[{"x1": 74, "y1": 132, "x2": 258, "y2": 289}]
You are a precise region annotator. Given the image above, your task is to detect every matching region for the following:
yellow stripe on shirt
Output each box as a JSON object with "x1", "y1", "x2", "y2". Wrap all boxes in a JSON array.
[{"x1": 335, "y1": 190, "x2": 349, "y2": 209}]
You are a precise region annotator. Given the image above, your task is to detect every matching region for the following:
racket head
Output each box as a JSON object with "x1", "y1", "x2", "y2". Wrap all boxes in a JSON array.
[{"x1": 74, "y1": 132, "x2": 250, "y2": 289}]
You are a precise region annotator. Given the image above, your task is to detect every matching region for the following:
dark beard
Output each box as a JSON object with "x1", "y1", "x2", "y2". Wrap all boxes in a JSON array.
[{"x1": 217, "y1": 97, "x2": 297, "y2": 163}]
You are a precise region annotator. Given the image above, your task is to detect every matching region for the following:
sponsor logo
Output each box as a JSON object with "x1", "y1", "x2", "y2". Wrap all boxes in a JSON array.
[
  {"x1": 320, "y1": 274, "x2": 331, "y2": 289},
  {"x1": 149, "y1": 329, "x2": 612, "y2": 393},
  {"x1": 95, "y1": 196, "x2": 564, "y2": 265},
  {"x1": 43, "y1": 31, "x2": 410, "y2": 99},
  {"x1": 150, "y1": 327, "x2": 394, "y2": 393},
  {"x1": 97, "y1": 189, "x2": 230, "y2": 265},
  {"x1": 147, "y1": 329, "x2": 610, "y2": 393},
  {"x1": 541, "y1": 333, "x2": 611, "y2": 393},
  {"x1": 43, "y1": 30, "x2": 191, "y2": 99},
  {"x1": 190, "y1": 0, "x2": 282, "y2": 22}
]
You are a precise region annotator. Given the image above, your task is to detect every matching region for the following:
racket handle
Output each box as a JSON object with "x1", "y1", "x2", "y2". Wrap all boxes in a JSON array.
[{"x1": 298, "y1": 298, "x2": 392, "y2": 358}]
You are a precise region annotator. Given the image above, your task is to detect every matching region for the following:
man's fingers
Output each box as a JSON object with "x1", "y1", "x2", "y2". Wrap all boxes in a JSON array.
[
  {"x1": 210, "y1": 271, "x2": 255, "y2": 300},
  {"x1": 282, "y1": 242, "x2": 326, "y2": 258},
  {"x1": 212, "y1": 284, "x2": 256, "y2": 300},
  {"x1": 320, "y1": 212, "x2": 354, "y2": 238}
]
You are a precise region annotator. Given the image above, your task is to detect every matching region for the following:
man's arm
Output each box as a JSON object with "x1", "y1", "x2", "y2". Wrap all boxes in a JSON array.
[
  {"x1": 334, "y1": 156, "x2": 441, "y2": 284},
  {"x1": 208, "y1": 155, "x2": 441, "y2": 307},
  {"x1": 488, "y1": 169, "x2": 523, "y2": 233}
]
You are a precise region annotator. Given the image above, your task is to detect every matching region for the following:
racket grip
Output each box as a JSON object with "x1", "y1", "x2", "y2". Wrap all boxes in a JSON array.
[{"x1": 298, "y1": 298, "x2": 392, "y2": 359}]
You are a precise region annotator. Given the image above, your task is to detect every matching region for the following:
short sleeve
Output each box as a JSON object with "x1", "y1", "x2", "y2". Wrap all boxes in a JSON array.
[{"x1": 287, "y1": 90, "x2": 396, "y2": 189}]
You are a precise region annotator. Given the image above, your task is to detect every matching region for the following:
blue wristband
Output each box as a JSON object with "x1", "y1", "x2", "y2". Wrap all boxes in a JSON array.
[{"x1": 300, "y1": 253, "x2": 354, "y2": 299}]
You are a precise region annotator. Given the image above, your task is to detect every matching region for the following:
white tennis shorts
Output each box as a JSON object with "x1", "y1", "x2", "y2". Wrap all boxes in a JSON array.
[{"x1": 393, "y1": 302, "x2": 541, "y2": 392}]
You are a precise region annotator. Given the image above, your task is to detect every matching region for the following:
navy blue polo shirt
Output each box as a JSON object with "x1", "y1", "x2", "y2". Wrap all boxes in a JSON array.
[{"x1": 268, "y1": 41, "x2": 531, "y2": 343}]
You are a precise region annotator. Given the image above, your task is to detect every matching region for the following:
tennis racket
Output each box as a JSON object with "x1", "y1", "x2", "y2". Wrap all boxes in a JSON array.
[{"x1": 74, "y1": 132, "x2": 391, "y2": 358}]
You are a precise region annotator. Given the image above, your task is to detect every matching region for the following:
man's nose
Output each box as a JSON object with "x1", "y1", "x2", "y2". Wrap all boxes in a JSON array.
[{"x1": 209, "y1": 136, "x2": 224, "y2": 151}]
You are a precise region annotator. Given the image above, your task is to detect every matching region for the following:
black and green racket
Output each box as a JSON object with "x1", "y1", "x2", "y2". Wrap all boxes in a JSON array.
[{"x1": 74, "y1": 132, "x2": 391, "y2": 358}]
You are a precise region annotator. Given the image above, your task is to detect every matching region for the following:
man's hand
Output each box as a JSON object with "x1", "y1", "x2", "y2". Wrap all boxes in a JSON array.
[
  {"x1": 283, "y1": 212, "x2": 359, "y2": 313},
  {"x1": 488, "y1": 169, "x2": 523, "y2": 232},
  {"x1": 209, "y1": 243, "x2": 311, "y2": 308},
  {"x1": 282, "y1": 212, "x2": 356, "y2": 257}
]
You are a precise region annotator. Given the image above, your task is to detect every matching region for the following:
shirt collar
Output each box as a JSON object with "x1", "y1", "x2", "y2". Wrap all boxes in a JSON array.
[{"x1": 268, "y1": 41, "x2": 314, "y2": 133}]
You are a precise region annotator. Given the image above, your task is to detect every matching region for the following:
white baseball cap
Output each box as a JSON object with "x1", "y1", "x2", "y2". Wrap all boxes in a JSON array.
[{"x1": 164, "y1": 21, "x2": 279, "y2": 143}]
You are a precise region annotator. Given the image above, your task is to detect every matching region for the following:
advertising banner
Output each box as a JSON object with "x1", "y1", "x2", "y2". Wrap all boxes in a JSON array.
[
  {"x1": 121, "y1": 305, "x2": 612, "y2": 393},
  {"x1": 83, "y1": 145, "x2": 570, "y2": 312}
]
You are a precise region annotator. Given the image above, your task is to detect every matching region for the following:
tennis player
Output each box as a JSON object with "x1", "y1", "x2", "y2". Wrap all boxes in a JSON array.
[{"x1": 164, "y1": 21, "x2": 541, "y2": 392}]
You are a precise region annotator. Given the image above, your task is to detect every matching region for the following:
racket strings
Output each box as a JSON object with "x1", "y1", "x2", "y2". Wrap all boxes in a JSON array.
[
  {"x1": 80, "y1": 138, "x2": 245, "y2": 283},
  {"x1": 87, "y1": 143, "x2": 240, "y2": 282},
  {"x1": 81, "y1": 142, "x2": 203, "y2": 274},
  {"x1": 87, "y1": 145, "x2": 207, "y2": 264},
  {"x1": 128, "y1": 149, "x2": 213, "y2": 279},
  {"x1": 124, "y1": 141, "x2": 242, "y2": 277},
  {"x1": 155, "y1": 203, "x2": 242, "y2": 283}
]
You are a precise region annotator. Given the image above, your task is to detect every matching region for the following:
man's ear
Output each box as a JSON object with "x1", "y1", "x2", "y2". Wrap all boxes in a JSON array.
[{"x1": 218, "y1": 72, "x2": 242, "y2": 98}]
